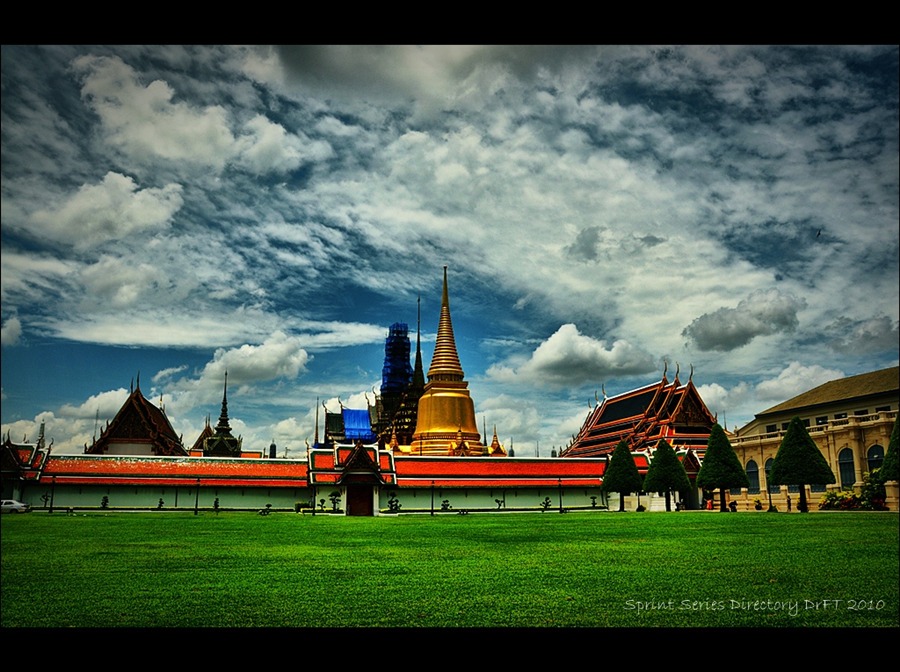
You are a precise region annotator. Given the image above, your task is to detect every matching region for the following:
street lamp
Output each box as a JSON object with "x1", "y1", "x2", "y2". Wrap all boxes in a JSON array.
[
  {"x1": 431, "y1": 480, "x2": 435, "y2": 516},
  {"x1": 194, "y1": 478, "x2": 200, "y2": 516},
  {"x1": 558, "y1": 478, "x2": 563, "y2": 513}
]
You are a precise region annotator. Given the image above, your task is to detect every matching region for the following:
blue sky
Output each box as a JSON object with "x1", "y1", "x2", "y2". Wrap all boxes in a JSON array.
[{"x1": 2, "y1": 45, "x2": 898, "y2": 456}]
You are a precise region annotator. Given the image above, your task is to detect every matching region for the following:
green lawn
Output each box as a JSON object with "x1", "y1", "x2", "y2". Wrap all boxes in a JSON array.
[{"x1": 2, "y1": 510, "x2": 897, "y2": 628}]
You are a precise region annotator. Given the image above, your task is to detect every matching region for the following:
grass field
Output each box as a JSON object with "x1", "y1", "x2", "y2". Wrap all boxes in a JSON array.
[{"x1": 2, "y1": 510, "x2": 897, "y2": 628}]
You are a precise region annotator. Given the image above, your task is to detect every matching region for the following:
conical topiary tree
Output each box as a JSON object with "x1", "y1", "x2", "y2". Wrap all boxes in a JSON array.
[
  {"x1": 769, "y1": 416, "x2": 836, "y2": 512},
  {"x1": 881, "y1": 416, "x2": 899, "y2": 483},
  {"x1": 697, "y1": 423, "x2": 749, "y2": 512},
  {"x1": 601, "y1": 439, "x2": 644, "y2": 511},
  {"x1": 643, "y1": 440, "x2": 691, "y2": 512}
]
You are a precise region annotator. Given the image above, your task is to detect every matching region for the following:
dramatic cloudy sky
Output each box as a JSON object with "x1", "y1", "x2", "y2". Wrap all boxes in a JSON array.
[{"x1": 2, "y1": 45, "x2": 897, "y2": 456}]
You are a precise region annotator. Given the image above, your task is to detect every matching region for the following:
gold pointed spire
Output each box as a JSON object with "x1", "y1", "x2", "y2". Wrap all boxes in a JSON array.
[
  {"x1": 413, "y1": 266, "x2": 484, "y2": 455},
  {"x1": 427, "y1": 266, "x2": 465, "y2": 382}
]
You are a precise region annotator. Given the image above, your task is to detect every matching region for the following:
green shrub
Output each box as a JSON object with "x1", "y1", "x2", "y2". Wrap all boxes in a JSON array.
[{"x1": 819, "y1": 490, "x2": 862, "y2": 510}]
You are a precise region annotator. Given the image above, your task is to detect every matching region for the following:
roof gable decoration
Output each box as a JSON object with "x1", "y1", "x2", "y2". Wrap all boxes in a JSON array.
[
  {"x1": 562, "y1": 368, "x2": 717, "y2": 459},
  {"x1": 308, "y1": 441, "x2": 397, "y2": 486},
  {"x1": 86, "y1": 383, "x2": 186, "y2": 456}
]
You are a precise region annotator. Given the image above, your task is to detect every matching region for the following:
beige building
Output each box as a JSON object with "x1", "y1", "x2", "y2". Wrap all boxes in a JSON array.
[{"x1": 727, "y1": 366, "x2": 898, "y2": 511}]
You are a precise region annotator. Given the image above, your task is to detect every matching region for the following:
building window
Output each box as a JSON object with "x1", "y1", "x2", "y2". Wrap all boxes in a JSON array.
[
  {"x1": 875, "y1": 406, "x2": 890, "y2": 412},
  {"x1": 854, "y1": 409, "x2": 868, "y2": 416},
  {"x1": 815, "y1": 416, "x2": 828, "y2": 426},
  {"x1": 765, "y1": 458, "x2": 778, "y2": 494},
  {"x1": 838, "y1": 448, "x2": 855, "y2": 490},
  {"x1": 766, "y1": 424, "x2": 777, "y2": 434},
  {"x1": 746, "y1": 460, "x2": 760, "y2": 494},
  {"x1": 781, "y1": 422, "x2": 790, "y2": 431},
  {"x1": 834, "y1": 413, "x2": 847, "y2": 420},
  {"x1": 867, "y1": 445, "x2": 885, "y2": 473}
]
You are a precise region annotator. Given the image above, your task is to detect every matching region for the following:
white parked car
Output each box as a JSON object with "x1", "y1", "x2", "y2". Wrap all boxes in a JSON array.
[{"x1": 1, "y1": 499, "x2": 32, "y2": 513}]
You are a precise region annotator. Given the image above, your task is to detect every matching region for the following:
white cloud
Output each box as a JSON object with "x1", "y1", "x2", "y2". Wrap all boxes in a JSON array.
[
  {"x1": 27, "y1": 172, "x2": 183, "y2": 250},
  {"x1": 235, "y1": 114, "x2": 333, "y2": 174},
  {"x1": 487, "y1": 324, "x2": 656, "y2": 387},
  {"x1": 73, "y1": 55, "x2": 236, "y2": 169},
  {"x1": 1, "y1": 316, "x2": 22, "y2": 346},
  {"x1": 754, "y1": 362, "x2": 845, "y2": 403},
  {"x1": 199, "y1": 331, "x2": 310, "y2": 387},
  {"x1": 58, "y1": 388, "x2": 130, "y2": 420}
]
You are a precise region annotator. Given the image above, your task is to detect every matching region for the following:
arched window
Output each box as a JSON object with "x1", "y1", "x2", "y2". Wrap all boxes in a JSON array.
[
  {"x1": 867, "y1": 445, "x2": 885, "y2": 473},
  {"x1": 838, "y1": 448, "x2": 855, "y2": 490},
  {"x1": 765, "y1": 458, "x2": 778, "y2": 494},
  {"x1": 746, "y1": 460, "x2": 760, "y2": 494}
]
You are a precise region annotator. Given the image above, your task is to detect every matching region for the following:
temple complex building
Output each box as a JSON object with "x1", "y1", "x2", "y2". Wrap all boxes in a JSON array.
[
  {"x1": 2, "y1": 267, "x2": 896, "y2": 515},
  {"x1": 195, "y1": 374, "x2": 243, "y2": 457},
  {"x1": 561, "y1": 364, "x2": 717, "y2": 460},
  {"x1": 85, "y1": 377, "x2": 186, "y2": 457}
]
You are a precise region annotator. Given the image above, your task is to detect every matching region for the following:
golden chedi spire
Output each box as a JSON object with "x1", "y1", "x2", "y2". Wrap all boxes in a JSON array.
[
  {"x1": 413, "y1": 266, "x2": 484, "y2": 455},
  {"x1": 427, "y1": 266, "x2": 465, "y2": 382}
]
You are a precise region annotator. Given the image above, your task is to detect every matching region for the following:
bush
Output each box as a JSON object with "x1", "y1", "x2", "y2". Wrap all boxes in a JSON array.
[
  {"x1": 819, "y1": 471, "x2": 889, "y2": 511},
  {"x1": 859, "y1": 470, "x2": 888, "y2": 511},
  {"x1": 819, "y1": 490, "x2": 863, "y2": 510}
]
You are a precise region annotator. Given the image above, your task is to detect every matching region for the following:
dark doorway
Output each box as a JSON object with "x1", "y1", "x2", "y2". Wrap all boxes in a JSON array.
[{"x1": 346, "y1": 485, "x2": 374, "y2": 516}]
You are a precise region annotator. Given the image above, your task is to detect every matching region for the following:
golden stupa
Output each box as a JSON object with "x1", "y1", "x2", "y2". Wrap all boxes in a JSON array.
[{"x1": 411, "y1": 266, "x2": 484, "y2": 455}]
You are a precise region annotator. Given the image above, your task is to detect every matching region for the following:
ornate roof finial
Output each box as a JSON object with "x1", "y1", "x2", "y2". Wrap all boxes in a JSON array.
[
  {"x1": 411, "y1": 295, "x2": 425, "y2": 389},
  {"x1": 215, "y1": 371, "x2": 232, "y2": 436},
  {"x1": 426, "y1": 266, "x2": 465, "y2": 382},
  {"x1": 314, "y1": 397, "x2": 320, "y2": 445}
]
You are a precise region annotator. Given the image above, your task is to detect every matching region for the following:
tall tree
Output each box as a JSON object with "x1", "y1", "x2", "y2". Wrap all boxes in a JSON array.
[
  {"x1": 769, "y1": 416, "x2": 836, "y2": 512},
  {"x1": 643, "y1": 440, "x2": 691, "y2": 511},
  {"x1": 880, "y1": 416, "x2": 899, "y2": 483},
  {"x1": 697, "y1": 423, "x2": 749, "y2": 512},
  {"x1": 601, "y1": 440, "x2": 643, "y2": 511}
]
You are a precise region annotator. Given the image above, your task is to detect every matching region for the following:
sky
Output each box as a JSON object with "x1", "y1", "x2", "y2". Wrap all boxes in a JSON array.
[{"x1": 1, "y1": 45, "x2": 898, "y2": 457}]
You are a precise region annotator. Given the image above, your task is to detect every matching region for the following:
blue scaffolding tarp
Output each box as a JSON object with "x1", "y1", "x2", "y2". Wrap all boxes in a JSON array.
[{"x1": 342, "y1": 408, "x2": 376, "y2": 442}]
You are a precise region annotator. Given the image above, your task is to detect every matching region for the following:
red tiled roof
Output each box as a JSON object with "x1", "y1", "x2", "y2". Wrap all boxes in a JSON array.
[
  {"x1": 563, "y1": 376, "x2": 715, "y2": 458},
  {"x1": 392, "y1": 455, "x2": 606, "y2": 488},
  {"x1": 42, "y1": 454, "x2": 308, "y2": 488}
]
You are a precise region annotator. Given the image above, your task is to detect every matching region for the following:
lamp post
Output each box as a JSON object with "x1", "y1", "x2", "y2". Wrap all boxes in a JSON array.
[
  {"x1": 431, "y1": 480, "x2": 435, "y2": 516},
  {"x1": 558, "y1": 478, "x2": 563, "y2": 513},
  {"x1": 49, "y1": 475, "x2": 56, "y2": 514},
  {"x1": 194, "y1": 478, "x2": 200, "y2": 516}
]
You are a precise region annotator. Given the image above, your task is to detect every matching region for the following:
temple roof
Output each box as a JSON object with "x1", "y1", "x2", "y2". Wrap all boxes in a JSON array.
[
  {"x1": 41, "y1": 454, "x2": 308, "y2": 488},
  {"x1": 392, "y1": 454, "x2": 606, "y2": 488},
  {"x1": 86, "y1": 381, "x2": 186, "y2": 456},
  {"x1": 1, "y1": 428, "x2": 50, "y2": 482},
  {"x1": 561, "y1": 373, "x2": 716, "y2": 459}
]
